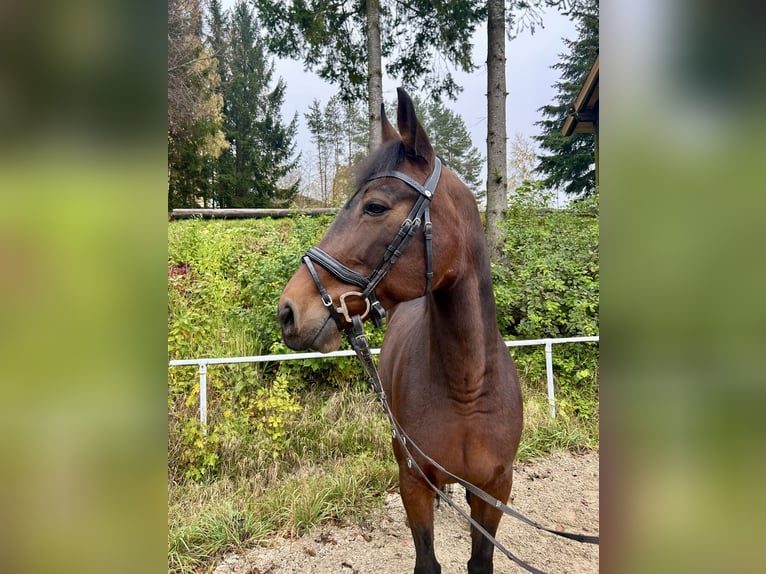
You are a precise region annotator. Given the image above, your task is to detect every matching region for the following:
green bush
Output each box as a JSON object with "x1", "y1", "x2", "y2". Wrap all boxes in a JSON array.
[
  {"x1": 168, "y1": 217, "x2": 334, "y2": 480},
  {"x1": 494, "y1": 182, "x2": 599, "y2": 419},
  {"x1": 251, "y1": 372, "x2": 302, "y2": 454},
  {"x1": 168, "y1": 204, "x2": 599, "y2": 480}
]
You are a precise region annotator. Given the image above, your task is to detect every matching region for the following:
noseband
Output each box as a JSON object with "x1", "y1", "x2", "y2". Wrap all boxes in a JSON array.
[{"x1": 302, "y1": 157, "x2": 442, "y2": 331}]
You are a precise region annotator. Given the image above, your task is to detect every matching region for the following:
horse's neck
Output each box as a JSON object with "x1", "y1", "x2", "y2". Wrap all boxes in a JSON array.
[{"x1": 426, "y1": 261, "x2": 501, "y2": 389}]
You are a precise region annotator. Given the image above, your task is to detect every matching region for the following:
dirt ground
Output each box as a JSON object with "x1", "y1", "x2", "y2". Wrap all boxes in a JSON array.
[{"x1": 213, "y1": 450, "x2": 599, "y2": 574}]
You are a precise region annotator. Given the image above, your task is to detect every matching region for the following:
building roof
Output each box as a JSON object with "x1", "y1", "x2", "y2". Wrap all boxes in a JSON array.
[{"x1": 562, "y1": 54, "x2": 599, "y2": 136}]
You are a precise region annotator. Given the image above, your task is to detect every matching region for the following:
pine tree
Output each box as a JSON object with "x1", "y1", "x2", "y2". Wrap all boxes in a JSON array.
[
  {"x1": 534, "y1": 0, "x2": 599, "y2": 197},
  {"x1": 341, "y1": 98, "x2": 369, "y2": 166},
  {"x1": 485, "y1": 0, "x2": 563, "y2": 258},
  {"x1": 378, "y1": 95, "x2": 483, "y2": 200},
  {"x1": 485, "y1": 0, "x2": 507, "y2": 257},
  {"x1": 415, "y1": 97, "x2": 483, "y2": 199},
  {"x1": 323, "y1": 95, "x2": 351, "y2": 204},
  {"x1": 305, "y1": 99, "x2": 332, "y2": 205},
  {"x1": 212, "y1": 1, "x2": 300, "y2": 208},
  {"x1": 167, "y1": 0, "x2": 227, "y2": 209},
  {"x1": 207, "y1": 0, "x2": 228, "y2": 86},
  {"x1": 254, "y1": 0, "x2": 486, "y2": 150},
  {"x1": 304, "y1": 95, "x2": 368, "y2": 206}
]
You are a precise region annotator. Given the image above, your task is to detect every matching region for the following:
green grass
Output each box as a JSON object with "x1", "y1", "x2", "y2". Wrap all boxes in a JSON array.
[
  {"x1": 168, "y1": 479, "x2": 275, "y2": 573},
  {"x1": 168, "y1": 458, "x2": 398, "y2": 573},
  {"x1": 168, "y1": 381, "x2": 597, "y2": 574},
  {"x1": 168, "y1": 387, "x2": 399, "y2": 574},
  {"x1": 516, "y1": 382, "x2": 599, "y2": 461}
]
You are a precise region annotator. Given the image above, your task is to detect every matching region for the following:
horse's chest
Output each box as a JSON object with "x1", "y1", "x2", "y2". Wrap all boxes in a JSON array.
[{"x1": 393, "y1": 388, "x2": 514, "y2": 449}]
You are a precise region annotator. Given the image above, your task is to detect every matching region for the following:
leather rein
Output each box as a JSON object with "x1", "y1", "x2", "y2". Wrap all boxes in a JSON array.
[{"x1": 300, "y1": 157, "x2": 598, "y2": 574}]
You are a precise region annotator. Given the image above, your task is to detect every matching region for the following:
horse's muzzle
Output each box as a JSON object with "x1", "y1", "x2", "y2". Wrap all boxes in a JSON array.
[{"x1": 277, "y1": 298, "x2": 342, "y2": 353}]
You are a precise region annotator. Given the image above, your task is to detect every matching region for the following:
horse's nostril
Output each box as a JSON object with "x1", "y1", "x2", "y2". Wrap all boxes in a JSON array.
[{"x1": 278, "y1": 302, "x2": 296, "y2": 331}]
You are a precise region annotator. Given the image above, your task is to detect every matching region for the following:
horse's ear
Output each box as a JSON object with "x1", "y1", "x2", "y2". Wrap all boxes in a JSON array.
[
  {"x1": 396, "y1": 87, "x2": 434, "y2": 162},
  {"x1": 381, "y1": 103, "x2": 399, "y2": 143}
]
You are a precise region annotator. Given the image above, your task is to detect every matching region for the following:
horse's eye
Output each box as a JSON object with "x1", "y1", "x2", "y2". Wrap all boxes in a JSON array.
[{"x1": 363, "y1": 202, "x2": 389, "y2": 216}]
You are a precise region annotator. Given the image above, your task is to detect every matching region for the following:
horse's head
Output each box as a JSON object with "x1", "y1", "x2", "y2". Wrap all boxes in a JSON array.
[{"x1": 278, "y1": 88, "x2": 468, "y2": 352}]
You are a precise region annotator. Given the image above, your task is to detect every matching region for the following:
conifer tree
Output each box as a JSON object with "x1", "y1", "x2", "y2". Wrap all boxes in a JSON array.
[
  {"x1": 254, "y1": 0, "x2": 486, "y2": 150},
  {"x1": 206, "y1": 0, "x2": 228, "y2": 86},
  {"x1": 305, "y1": 99, "x2": 332, "y2": 205},
  {"x1": 415, "y1": 97, "x2": 484, "y2": 199},
  {"x1": 485, "y1": 0, "x2": 575, "y2": 257},
  {"x1": 379, "y1": 95, "x2": 483, "y2": 199},
  {"x1": 167, "y1": 0, "x2": 227, "y2": 209},
  {"x1": 534, "y1": 0, "x2": 599, "y2": 197},
  {"x1": 304, "y1": 95, "x2": 368, "y2": 206},
  {"x1": 211, "y1": 1, "x2": 300, "y2": 208}
]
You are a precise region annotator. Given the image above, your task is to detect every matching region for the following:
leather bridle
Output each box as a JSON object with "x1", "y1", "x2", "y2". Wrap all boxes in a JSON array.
[{"x1": 302, "y1": 157, "x2": 442, "y2": 331}]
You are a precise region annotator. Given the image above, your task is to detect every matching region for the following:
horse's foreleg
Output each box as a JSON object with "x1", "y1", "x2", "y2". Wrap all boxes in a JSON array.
[
  {"x1": 399, "y1": 471, "x2": 441, "y2": 574},
  {"x1": 466, "y1": 478, "x2": 512, "y2": 574}
]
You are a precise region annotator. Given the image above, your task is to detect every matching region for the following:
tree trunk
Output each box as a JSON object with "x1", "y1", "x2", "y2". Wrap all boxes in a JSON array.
[
  {"x1": 366, "y1": 0, "x2": 383, "y2": 152},
  {"x1": 486, "y1": 0, "x2": 507, "y2": 260}
]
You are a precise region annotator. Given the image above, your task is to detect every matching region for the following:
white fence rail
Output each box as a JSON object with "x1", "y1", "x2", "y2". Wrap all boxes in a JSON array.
[{"x1": 168, "y1": 336, "x2": 599, "y2": 425}]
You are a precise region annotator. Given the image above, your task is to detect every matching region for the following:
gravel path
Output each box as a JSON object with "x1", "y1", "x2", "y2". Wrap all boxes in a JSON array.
[{"x1": 214, "y1": 450, "x2": 599, "y2": 574}]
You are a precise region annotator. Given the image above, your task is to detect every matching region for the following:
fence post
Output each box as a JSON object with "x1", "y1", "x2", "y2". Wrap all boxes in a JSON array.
[
  {"x1": 198, "y1": 362, "x2": 208, "y2": 431},
  {"x1": 545, "y1": 340, "x2": 556, "y2": 418}
]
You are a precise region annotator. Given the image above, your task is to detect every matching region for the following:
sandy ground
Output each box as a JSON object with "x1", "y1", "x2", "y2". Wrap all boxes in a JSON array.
[{"x1": 213, "y1": 450, "x2": 599, "y2": 574}]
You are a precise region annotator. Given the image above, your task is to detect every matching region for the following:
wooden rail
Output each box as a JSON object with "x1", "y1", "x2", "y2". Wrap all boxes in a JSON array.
[{"x1": 169, "y1": 208, "x2": 339, "y2": 220}]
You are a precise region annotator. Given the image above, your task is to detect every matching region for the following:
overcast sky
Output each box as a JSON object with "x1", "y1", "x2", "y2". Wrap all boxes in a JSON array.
[{"x1": 219, "y1": 2, "x2": 575, "y2": 159}]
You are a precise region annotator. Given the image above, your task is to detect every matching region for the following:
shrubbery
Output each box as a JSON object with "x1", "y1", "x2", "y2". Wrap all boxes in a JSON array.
[
  {"x1": 168, "y1": 216, "x2": 380, "y2": 482},
  {"x1": 168, "y1": 197, "x2": 598, "y2": 481},
  {"x1": 169, "y1": 217, "x2": 303, "y2": 480},
  {"x1": 494, "y1": 183, "x2": 599, "y2": 419}
]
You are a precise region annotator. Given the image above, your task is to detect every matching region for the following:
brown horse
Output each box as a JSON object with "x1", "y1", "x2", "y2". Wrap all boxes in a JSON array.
[{"x1": 278, "y1": 88, "x2": 523, "y2": 574}]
